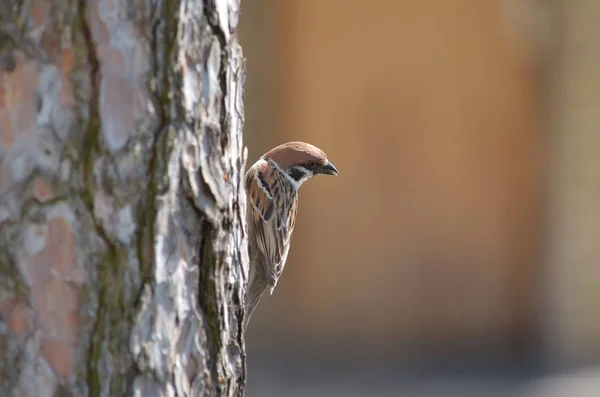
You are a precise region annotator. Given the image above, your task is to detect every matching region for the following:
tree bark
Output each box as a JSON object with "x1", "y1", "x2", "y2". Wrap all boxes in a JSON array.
[{"x1": 0, "y1": 0, "x2": 248, "y2": 396}]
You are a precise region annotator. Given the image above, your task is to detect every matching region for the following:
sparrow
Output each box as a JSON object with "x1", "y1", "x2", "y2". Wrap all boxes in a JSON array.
[{"x1": 243, "y1": 141, "x2": 338, "y2": 330}]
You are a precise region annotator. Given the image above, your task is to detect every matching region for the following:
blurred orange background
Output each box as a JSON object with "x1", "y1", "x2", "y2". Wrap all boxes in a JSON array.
[{"x1": 240, "y1": 1, "x2": 600, "y2": 395}]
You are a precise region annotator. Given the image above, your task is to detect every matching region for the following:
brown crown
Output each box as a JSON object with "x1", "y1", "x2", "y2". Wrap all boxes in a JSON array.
[{"x1": 262, "y1": 141, "x2": 329, "y2": 169}]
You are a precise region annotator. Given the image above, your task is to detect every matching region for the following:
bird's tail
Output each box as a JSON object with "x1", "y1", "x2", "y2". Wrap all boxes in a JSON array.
[{"x1": 243, "y1": 267, "x2": 268, "y2": 331}]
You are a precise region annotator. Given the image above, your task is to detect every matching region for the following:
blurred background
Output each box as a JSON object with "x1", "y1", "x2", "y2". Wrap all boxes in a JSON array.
[{"x1": 239, "y1": 1, "x2": 600, "y2": 396}]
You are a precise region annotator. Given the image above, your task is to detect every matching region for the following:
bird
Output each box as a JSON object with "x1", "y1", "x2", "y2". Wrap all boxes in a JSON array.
[{"x1": 243, "y1": 141, "x2": 338, "y2": 330}]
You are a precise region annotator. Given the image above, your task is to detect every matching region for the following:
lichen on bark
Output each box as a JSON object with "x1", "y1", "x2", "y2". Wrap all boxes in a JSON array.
[{"x1": 0, "y1": 0, "x2": 247, "y2": 396}]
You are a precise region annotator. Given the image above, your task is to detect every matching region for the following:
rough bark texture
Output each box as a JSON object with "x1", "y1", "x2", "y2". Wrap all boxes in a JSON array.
[{"x1": 0, "y1": 0, "x2": 248, "y2": 396}]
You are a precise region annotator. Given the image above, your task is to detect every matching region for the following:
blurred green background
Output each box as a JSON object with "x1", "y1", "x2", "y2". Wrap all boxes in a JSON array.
[{"x1": 239, "y1": 1, "x2": 600, "y2": 396}]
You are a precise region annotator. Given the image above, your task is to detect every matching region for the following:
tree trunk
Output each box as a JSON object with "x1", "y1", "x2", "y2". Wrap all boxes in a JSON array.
[{"x1": 0, "y1": 0, "x2": 248, "y2": 395}]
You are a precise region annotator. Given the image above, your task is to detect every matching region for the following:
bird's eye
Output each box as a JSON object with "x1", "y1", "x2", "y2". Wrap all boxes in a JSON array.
[{"x1": 306, "y1": 162, "x2": 315, "y2": 168}]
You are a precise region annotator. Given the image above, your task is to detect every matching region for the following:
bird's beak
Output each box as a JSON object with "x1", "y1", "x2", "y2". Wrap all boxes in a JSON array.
[{"x1": 319, "y1": 161, "x2": 338, "y2": 176}]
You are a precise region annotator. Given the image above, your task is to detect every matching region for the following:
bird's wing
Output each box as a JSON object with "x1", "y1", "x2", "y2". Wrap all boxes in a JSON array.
[{"x1": 246, "y1": 161, "x2": 297, "y2": 292}]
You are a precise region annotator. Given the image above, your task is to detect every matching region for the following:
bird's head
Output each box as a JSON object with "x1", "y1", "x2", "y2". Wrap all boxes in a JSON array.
[{"x1": 262, "y1": 141, "x2": 338, "y2": 186}]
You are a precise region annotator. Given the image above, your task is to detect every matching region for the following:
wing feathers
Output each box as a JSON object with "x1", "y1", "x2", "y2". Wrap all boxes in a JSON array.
[{"x1": 246, "y1": 160, "x2": 297, "y2": 291}]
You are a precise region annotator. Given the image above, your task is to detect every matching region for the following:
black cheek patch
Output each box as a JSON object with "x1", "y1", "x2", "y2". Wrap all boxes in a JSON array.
[{"x1": 289, "y1": 167, "x2": 306, "y2": 182}]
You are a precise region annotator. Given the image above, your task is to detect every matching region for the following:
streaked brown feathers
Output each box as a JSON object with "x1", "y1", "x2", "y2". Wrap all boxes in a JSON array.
[
  {"x1": 246, "y1": 159, "x2": 297, "y2": 290},
  {"x1": 244, "y1": 141, "x2": 336, "y2": 330}
]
